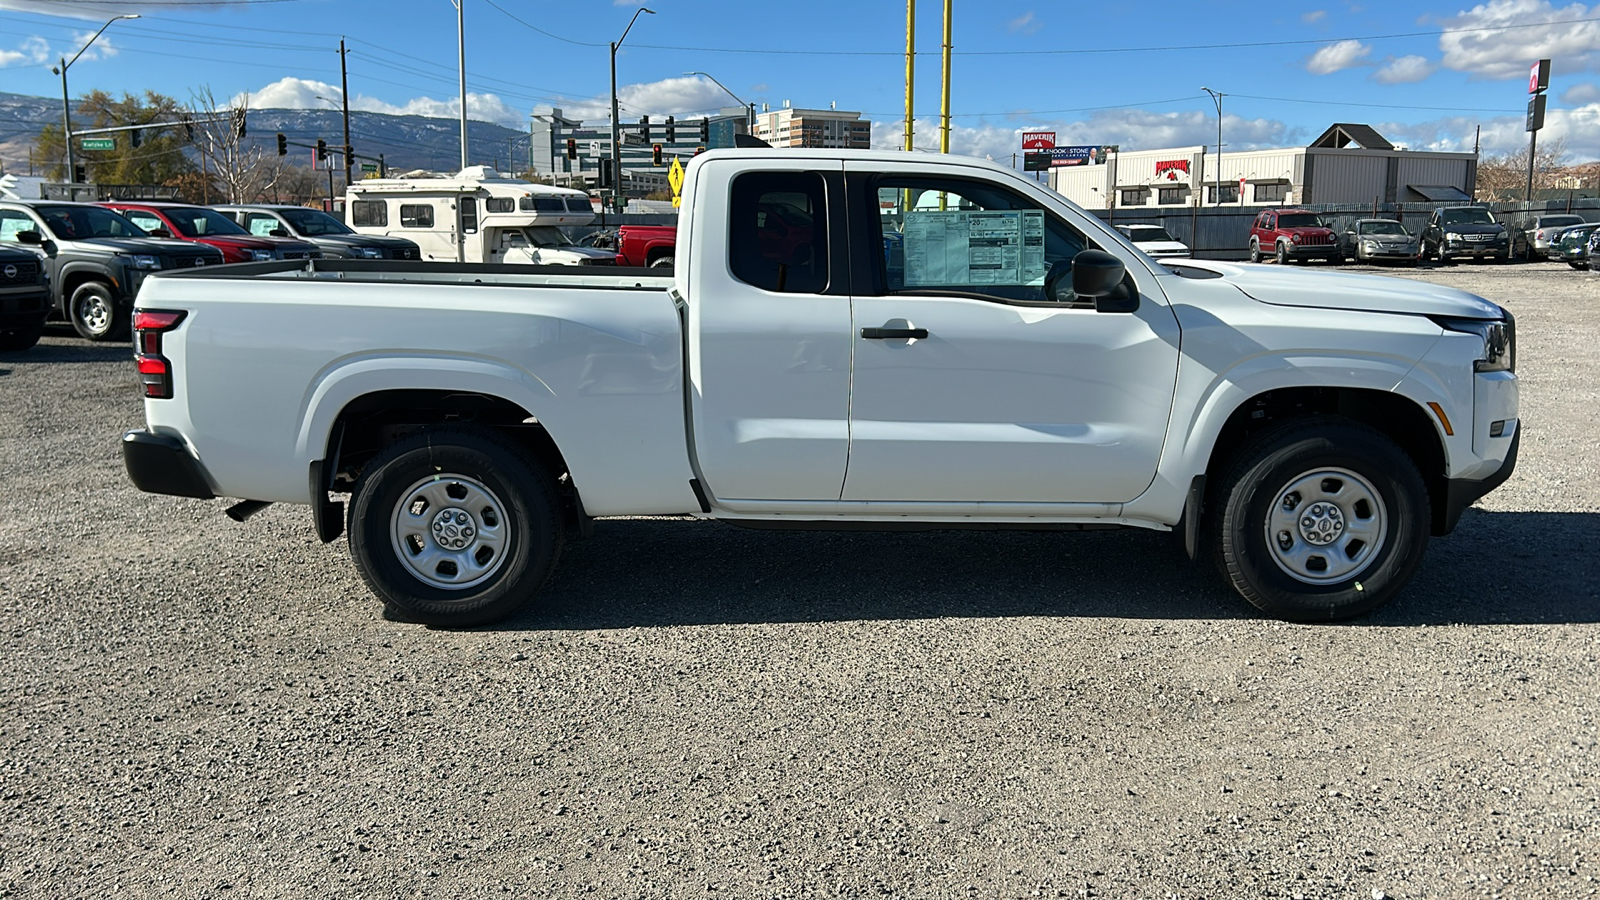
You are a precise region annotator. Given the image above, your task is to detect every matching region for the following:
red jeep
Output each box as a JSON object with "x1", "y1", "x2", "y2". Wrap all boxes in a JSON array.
[{"x1": 1249, "y1": 208, "x2": 1340, "y2": 265}]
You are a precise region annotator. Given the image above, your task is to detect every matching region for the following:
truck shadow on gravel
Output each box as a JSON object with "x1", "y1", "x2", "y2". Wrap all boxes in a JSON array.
[
  {"x1": 20, "y1": 340, "x2": 130, "y2": 365},
  {"x1": 505, "y1": 509, "x2": 1597, "y2": 630}
]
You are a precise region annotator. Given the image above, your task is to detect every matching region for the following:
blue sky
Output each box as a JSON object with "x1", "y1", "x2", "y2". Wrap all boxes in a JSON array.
[{"x1": 2, "y1": 0, "x2": 1598, "y2": 165}]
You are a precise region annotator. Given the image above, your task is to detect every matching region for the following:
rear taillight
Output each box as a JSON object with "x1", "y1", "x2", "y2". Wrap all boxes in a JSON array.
[{"x1": 134, "y1": 309, "x2": 186, "y2": 399}]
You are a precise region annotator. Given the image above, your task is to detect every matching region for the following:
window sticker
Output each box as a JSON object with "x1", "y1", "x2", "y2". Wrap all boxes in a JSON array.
[{"x1": 902, "y1": 209, "x2": 1046, "y2": 287}]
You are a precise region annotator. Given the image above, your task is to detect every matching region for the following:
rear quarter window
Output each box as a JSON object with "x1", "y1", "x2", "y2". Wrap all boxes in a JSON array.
[{"x1": 351, "y1": 201, "x2": 387, "y2": 227}]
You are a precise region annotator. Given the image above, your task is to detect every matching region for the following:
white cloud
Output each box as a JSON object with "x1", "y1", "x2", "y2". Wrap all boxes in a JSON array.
[
  {"x1": 1378, "y1": 103, "x2": 1600, "y2": 160},
  {"x1": 1373, "y1": 55, "x2": 1437, "y2": 83},
  {"x1": 1303, "y1": 10, "x2": 1327, "y2": 23},
  {"x1": 1008, "y1": 12, "x2": 1043, "y2": 35},
  {"x1": 0, "y1": 35, "x2": 48, "y2": 68},
  {"x1": 235, "y1": 77, "x2": 524, "y2": 128},
  {"x1": 869, "y1": 109, "x2": 1291, "y2": 162},
  {"x1": 1437, "y1": 0, "x2": 1600, "y2": 80},
  {"x1": 67, "y1": 30, "x2": 117, "y2": 61},
  {"x1": 1307, "y1": 40, "x2": 1371, "y2": 74},
  {"x1": 535, "y1": 76, "x2": 757, "y2": 123},
  {"x1": 1563, "y1": 82, "x2": 1600, "y2": 104}
]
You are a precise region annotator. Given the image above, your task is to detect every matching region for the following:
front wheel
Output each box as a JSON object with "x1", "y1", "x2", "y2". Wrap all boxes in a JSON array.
[
  {"x1": 1209, "y1": 419, "x2": 1430, "y2": 621},
  {"x1": 348, "y1": 427, "x2": 564, "y2": 627},
  {"x1": 69, "y1": 282, "x2": 128, "y2": 342},
  {"x1": 1249, "y1": 241, "x2": 1262, "y2": 264},
  {"x1": 1276, "y1": 242, "x2": 1289, "y2": 265}
]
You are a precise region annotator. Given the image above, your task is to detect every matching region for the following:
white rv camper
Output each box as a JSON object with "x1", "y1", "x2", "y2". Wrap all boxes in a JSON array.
[{"x1": 344, "y1": 166, "x2": 615, "y2": 265}]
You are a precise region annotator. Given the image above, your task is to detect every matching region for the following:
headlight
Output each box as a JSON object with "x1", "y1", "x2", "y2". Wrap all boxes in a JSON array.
[
  {"x1": 1434, "y1": 313, "x2": 1515, "y2": 373},
  {"x1": 123, "y1": 254, "x2": 160, "y2": 270},
  {"x1": 356, "y1": 247, "x2": 383, "y2": 259},
  {"x1": 250, "y1": 249, "x2": 274, "y2": 261},
  {"x1": 1444, "y1": 231, "x2": 1462, "y2": 241},
  {"x1": 1362, "y1": 240, "x2": 1377, "y2": 252}
]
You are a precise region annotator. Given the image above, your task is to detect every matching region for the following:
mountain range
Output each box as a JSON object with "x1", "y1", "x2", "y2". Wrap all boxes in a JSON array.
[{"x1": 0, "y1": 91, "x2": 533, "y2": 177}]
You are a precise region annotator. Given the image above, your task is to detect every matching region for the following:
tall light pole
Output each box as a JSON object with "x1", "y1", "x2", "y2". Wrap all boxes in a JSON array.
[
  {"x1": 610, "y1": 7, "x2": 655, "y2": 215},
  {"x1": 449, "y1": 0, "x2": 468, "y2": 171},
  {"x1": 1202, "y1": 87, "x2": 1224, "y2": 206},
  {"x1": 683, "y1": 71, "x2": 754, "y2": 135},
  {"x1": 939, "y1": 0, "x2": 952, "y2": 153},
  {"x1": 53, "y1": 13, "x2": 139, "y2": 186}
]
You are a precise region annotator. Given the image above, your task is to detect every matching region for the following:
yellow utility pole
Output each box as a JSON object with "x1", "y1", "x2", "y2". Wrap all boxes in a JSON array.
[
  {"x1": 904, "y1": 0, "x2": 915, "y2": 151},
  {"x1": 939, "y1": 0, "x2": 952, "y2": 154}
]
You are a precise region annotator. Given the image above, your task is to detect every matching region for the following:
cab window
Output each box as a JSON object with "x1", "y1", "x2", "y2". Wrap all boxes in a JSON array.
[
  {"x1": 0, "y1": 209, "x2": 39, "y2": 242},
  {"x1": 244, "y1": 213, "x2": 282, "y2": 237},
  {"x1": 123, "y1": 211, "x2": 166, "y2": 234},
  {"x1": 728, "y1": 171, "x2": 828, "y2": 294},
  {"x1": 869, "y1": 176, "x2": 1087, "y2": 305}
]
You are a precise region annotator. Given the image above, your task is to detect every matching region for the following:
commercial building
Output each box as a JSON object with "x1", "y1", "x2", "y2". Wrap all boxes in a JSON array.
[
  {"x1": 1050, "y1": 124, "x2": 1477, "y2": 211},
  {"x1": 528, "y1": 107, "x2": 750, "y2": 195},
  {"x1": 750, "y1": 103, "x2": 871, "y2": 149}
]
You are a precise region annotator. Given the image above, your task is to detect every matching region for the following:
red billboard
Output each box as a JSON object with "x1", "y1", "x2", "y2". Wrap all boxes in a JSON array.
[{"x1": 1021, "y1": 132, "x2": 1056, "y2": 150}]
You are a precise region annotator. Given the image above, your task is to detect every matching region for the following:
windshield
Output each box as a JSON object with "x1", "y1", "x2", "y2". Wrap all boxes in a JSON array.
[
  {"x1": 36, "y1": 205, "x2": 148, "y2": 240},
  {"x1": 1442, "y1": 208, "x2": 1496, "y2": 226},
  {"x1": 1359, "y1": 221, "x2": 1408, "y2": 235},
  {"x1": 523, "y1": 226, "x2": 572, "y2": 247},
  {"x1": 279, "y1": 208, "x2": 354, "y2": 236},
  {"x1": 1277, "y1": 213, "x2": 1322, "y2": 229},
  {"x1": 1122, "y1": 226, "x2": 1175, "y2": 242},
  {"x1": 165, "y1": 207, "x2": 249, "y2": 238}
]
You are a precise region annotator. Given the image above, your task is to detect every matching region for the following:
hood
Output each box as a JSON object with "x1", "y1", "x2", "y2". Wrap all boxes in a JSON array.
[
  {"x1": 1132, "y1": 240, "x2": 1190, "y2": 256},
  {"x1": 76, "y1": 236, "x2": 215, "y2": 256},
  {"x1": 190, "y1": 234, "x2": 279, "y2": 250},
  {"x1": 1162, "y1": 259, "x2": 1504, "y2": 319},
  {"x1": 313, "y1": 233, "x2": 416, "y2": 249}
]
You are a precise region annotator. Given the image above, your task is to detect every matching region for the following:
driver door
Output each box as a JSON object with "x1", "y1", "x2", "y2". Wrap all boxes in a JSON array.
[{"x1": 841, "y1": 164, "x2": 1181, "y2": 505}]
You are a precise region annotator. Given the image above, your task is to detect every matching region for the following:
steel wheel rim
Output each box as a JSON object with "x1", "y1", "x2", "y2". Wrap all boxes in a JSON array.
[
  {"x1": 78, "y1": 292, "x2": 110, "y2": 335},
  {"x1": 1263, "y1": 467, "x2": 1387, "y2": 585},
  {"x1": 390, "y1": 473, "x2": 510, "y2": 591}
]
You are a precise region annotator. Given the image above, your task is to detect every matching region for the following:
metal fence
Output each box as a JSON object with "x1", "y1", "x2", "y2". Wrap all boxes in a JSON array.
[{"x1": 1092, "y1": 197, "x2": 1600, "y2": 260}]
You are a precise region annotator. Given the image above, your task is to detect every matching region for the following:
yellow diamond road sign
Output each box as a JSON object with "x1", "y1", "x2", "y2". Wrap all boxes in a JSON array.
[{"x1": 668, "y1": 157, "x2": 685, "y2": 207}]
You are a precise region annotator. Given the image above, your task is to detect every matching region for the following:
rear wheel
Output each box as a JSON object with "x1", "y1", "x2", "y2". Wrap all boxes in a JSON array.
[
  {"x1": 1209, "y1": 419, "x2": 1430, "y2": 622},
  {"x1": 649, "y1": 256, "x2": 674, "y2": 269},
  {"x1": 348, "y1": 427, "x2": 564, "y2": 627},
  {"x1": 69, "y1": 282, "x2": 128, "y2": 342}
]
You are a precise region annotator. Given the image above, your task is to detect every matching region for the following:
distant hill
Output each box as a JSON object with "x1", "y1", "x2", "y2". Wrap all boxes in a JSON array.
[{"x1": 0, "y1": 91, "x2": 532, "y2": 176}]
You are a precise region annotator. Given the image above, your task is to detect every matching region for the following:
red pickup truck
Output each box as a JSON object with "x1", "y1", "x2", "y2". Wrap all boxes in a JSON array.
[{"x1": 615, "y1": 225, "x2": 676, "y2": 268}]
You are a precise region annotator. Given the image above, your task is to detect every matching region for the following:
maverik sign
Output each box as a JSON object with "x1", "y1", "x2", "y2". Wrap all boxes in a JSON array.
[
  {"x1": 1154, "y1": 159, "x2": 1191, "y2": 184},
  {"x1": 1021, "y1": 132, "x2": 1056, "y2": 150}
]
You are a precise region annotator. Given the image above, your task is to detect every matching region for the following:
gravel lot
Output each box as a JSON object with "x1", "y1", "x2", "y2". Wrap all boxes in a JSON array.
[{"x1": 1, "y1": 260, "x2": 1595, "y2": 899}]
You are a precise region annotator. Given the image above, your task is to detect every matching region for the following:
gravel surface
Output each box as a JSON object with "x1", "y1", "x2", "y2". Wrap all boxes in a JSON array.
[{"x1": 1, "y1": 261, "x2": 1596, "y2": 899}]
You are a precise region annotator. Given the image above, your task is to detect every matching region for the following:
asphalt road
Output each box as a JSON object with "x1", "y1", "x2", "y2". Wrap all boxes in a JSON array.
[{"x1": 0, "y1": 259, "x2": 1595, "y2": 899}]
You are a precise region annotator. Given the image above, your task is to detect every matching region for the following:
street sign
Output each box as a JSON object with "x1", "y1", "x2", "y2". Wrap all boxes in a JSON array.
[
  {"x1": 622, "y1": 132, "x2": 645, "y2": 147},
  {"x1": 668, "y1": 157, "x2": 685, "y2": 208},
  {"x1": 80, "y1": 138, "x2": 115, "y2": 150},
  {"x1": 589, "y1": 140, "x2": 605, "y2": 158},
  {"x1": 361, "y1": 163, "x2": 378, "y2": 174}
]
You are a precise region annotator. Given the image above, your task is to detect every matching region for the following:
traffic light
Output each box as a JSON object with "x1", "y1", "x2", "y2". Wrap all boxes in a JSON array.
[
  {"x1": 182, "y1": 115, "x2": 194, "y2": 141},
  {"x1": 652, "y1": 143, "x2": 663, "y2": 166},
  {"x1": 315, "y1": 139, "x2": 328, "y2": 164},
  {"x1": 232, "y1": 108, "x2": 247, "y2": 138},
  {"x1": 665, "y1": 116, "x2": 675, "y2": 142},
  {"x1": 130, "y1": 128, "x2": 142, "y2": 149},
  {"x1": 694, "y1": 146, "x2": 706, "y2": 156},
  {"x1": 276, "y1": 133, "x2": 287, "y2": 156},
  {"x1": 565, "y1": 138, "x2": 577, "y2": 160},
  {"x1": 699, "y1": 117, "x2": 709, "y2": 143},
  {"x1": 639, "y1": 115, "x2": 650, "y2": 140},
  {"x1": 599, "y1": 159, "x2": 613, "y2": 188}
]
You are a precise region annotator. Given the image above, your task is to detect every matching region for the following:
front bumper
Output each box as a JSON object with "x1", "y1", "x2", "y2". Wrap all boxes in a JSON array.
[
  {"x1": 1285, "y1": 242, "x2": 1339, "y2": 258},
  {"x1": 122, "y1": 430, "x2": 215, "y2": 498},
  {"x1": 1440, "y1": 428, "x2": 1519, "y2": 534},
  {"x1": 1442, "y1": 237, "x2": 1509, "y2": 258},
  {"x1": 0, "y1": 288, "x2": 50, "y2": 328}
]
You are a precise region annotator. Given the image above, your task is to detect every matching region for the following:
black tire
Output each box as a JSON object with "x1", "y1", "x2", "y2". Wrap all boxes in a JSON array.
[
  {"x1": 1249, "y1": 241, "x2": 1262, "y2": 264},
  {"x1": 0, "y1": 323, "x2": 43, "y2": 352},
  {"x1": 69, "y1": 281, "x2": 128, "y2": 342},
  {"x1": 347, "y1": 427, "x2": 564, "y2": 627},
  {"x1": 648, "y1": 256, "x2": 674, "y2": 269},
  {"x1": 1435, "y1": 243, "x2": 1452, "y2": 265},
  {"x1": 1208, "y1": 418, "x2": 1430, "y2": 622},
  {"x1": 1276, "y1": 242, "x2": 1289, "y2": 265}
]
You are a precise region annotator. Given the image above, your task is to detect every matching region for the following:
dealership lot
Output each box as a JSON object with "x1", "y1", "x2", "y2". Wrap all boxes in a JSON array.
[{"x1": 0, "y1": 261, "x2": 1595, "y2": 898}]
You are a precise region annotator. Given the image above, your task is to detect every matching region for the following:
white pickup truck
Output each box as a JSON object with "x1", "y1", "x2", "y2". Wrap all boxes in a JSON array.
[{"x1": 121, "y1": 149, "x2": 1518, "y2": 626}]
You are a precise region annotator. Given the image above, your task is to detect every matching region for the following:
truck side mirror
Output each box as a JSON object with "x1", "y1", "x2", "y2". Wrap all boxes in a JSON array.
[
  {"x1": 1070, "y1": 248, "x2": 1139, "y2": 313},
  {"x1": 14, "y1": 230, "x2": 42, "y2": 245},
  {"x1": 270, "y1": 228, "x2": 289, "y2": 238}
]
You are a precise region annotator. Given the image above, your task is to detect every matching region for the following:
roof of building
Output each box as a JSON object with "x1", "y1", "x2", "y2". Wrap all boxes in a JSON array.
[{"x1": 1309, "y1": 124, "x2": 1394, "y2": 150}]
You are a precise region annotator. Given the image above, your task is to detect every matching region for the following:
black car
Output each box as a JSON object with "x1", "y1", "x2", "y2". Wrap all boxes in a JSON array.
[
  {"x1": 0, "y1": 200, "x2": 223, "y2": 341},
  {"x1": 0, "y1": 242, "x2": 51, "y2": 351},
  {"x1": 1553, "y1": 222, "x2": 1598, "y2": 270},
  {"x1": 1337, "y1": 218, "x2": 1420, "y2": 266},
  {"x1": 213, "y1": 204, "x2": 421, "y2": 260},
  {"x1": 1422, "y1": 206, "x2": 1525, "y2": 264}
]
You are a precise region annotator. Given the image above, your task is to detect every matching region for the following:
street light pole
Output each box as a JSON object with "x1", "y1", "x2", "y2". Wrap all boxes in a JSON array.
[
  {"x1": 1202, "y1": 87, "x2": 1224, "y2": 207},
  {"x1": 683, "y1": 71, "x2": 752, "y2": 136},
  {"x1": 450, "y1": 0, "x2": 468, "y2": 171},
  {"x1": 53, "y1": 13, "x2": 139, "y2": 186},
  {"x1": 610, "y1": 7, "x2": 655, "y2": 216}
]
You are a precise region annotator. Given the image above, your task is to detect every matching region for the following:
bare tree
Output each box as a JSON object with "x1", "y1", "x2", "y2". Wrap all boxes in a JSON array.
[
  {"x1": 186, "y1": 85, "x2": 275, "y2": 203},
  {"x1": 1475, "y1": 137, "x2": 1568, "y2": 201}
]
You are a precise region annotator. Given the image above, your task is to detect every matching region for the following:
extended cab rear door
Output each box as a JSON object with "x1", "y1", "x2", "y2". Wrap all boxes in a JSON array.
[
  {"x1": 840, "y1": 162, "x2": 1181, "y2": 505},
  {"x1": 685, "y1": 161, "x2": 853, "y2": 502}
]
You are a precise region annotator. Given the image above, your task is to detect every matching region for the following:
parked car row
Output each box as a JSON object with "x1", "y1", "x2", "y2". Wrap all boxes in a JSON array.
[
  {"x1": 1239, "y1": 204, "x2": 1596, "y2": 268},
  {"x1": 0, "y1": 197, "x2": 425, "y2": 342}
]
